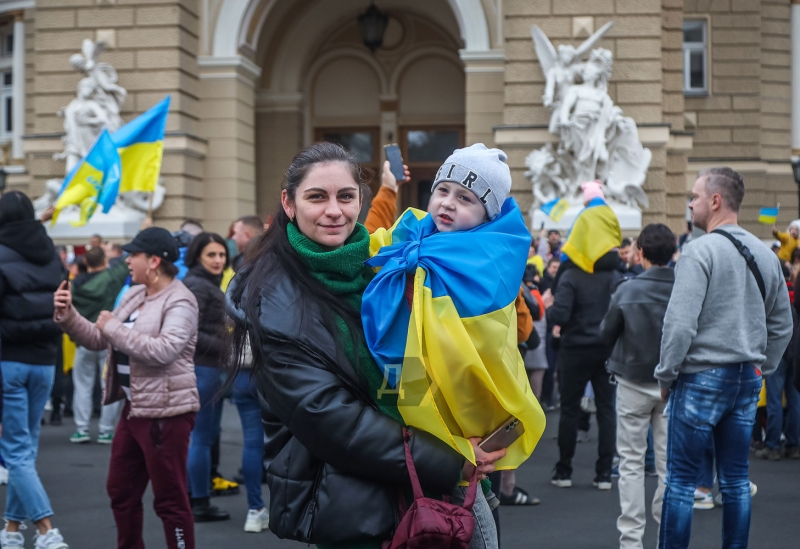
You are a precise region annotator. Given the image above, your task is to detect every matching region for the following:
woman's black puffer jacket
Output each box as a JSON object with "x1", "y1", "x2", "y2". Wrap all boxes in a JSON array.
[
  {"x1": 226, "y1": 266, "x2": 463, "y2": 544},
  {"x1": 0, "y1": 220, "x2": 65, "y2": 365},
  {"x1": 182, "y1": 264, "x2": 228, "y2": 368}
]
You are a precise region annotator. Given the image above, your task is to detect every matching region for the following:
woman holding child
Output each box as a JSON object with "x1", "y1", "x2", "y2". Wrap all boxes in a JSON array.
[{"x1": 226, "y1": 141, "x2": 539, "y2": 547}]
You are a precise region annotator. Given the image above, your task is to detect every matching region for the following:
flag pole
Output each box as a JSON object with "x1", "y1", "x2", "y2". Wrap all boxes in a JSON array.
[{"x1": 147, "y1": 188, "x2": 155, "y2": 218}]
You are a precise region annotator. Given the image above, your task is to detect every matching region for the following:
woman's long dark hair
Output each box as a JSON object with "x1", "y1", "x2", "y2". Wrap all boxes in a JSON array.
[
  {"x1": 228, "y1": 142, "x2": 372, "y2": 395},
  {"x1": 185, "y1": 231, "x2": 230, "y2": 270}
]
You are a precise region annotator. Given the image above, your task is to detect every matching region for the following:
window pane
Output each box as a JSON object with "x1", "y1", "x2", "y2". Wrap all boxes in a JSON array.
[
  {"x1": 3, "y1": 72, "x2": 11, "y2": 87},
  {"x1": 5, "y1": 97, "x2": 12, "y2": 133},
  {"x1": 417, "y1": 178, "x2": 434, "y2": 211},
  {"x1": 689, "y1": 51, "x2": 704, "y2": 89},
  {"x1": 321, "y1": 131, "x2": 373, "y2": 163},
  {"x1": 5, "y1": 34, "x2": 12, "y2": 56},
  {"x1": 406, "y1": 130, "x2": 460, "y2": 163},
  {"x1": 683, "y1": 21, "x2": 704, "y2": 43}
]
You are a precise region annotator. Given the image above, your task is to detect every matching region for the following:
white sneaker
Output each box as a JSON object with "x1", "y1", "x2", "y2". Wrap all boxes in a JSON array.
[
  {"x1": 0, "y1": 466, "x2": 8, "y2": 485},
  {"x1": 244, "y1": 508, "x2": 269, "y2": 533},
  {"x1": 34, "y1": 528, "x2": 68, "y2": 549},
  {"x1": 693, "y1": 489, "x2": 714, "y2": 510},
  {"x1": 0, "y1": 528, "x2": 24, "y2": 549},
  {"x1": 715, "y1": 481, "x2": 758, "y2": 505}
]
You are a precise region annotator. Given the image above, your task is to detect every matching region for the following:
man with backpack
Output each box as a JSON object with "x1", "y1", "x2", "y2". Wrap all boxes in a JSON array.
[{"x1": 656, "y1": 167, "x2": 793, "y2": 549}]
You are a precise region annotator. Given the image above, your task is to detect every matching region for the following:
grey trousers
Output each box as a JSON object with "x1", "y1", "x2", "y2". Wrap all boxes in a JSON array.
[
  {"x1": 72, "y1": 347, "x2": 122, "y2": 434},
  {"x1": 450, "y1": 485, "x2": 499, "y2": 549}
]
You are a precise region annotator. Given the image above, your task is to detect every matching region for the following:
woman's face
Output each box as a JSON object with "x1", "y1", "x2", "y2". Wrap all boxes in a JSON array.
[
  {"x1": 282, "y1": 162, "x2": 362, "y2": 250},
  {"x1": 199, "y1": 241, "x2": 227, "y2": 276},
  {"x1": 126, "y1": 252, "x2": 159, "y2": 285}
]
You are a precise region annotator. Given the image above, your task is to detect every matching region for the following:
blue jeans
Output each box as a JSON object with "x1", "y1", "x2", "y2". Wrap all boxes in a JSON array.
[
  {"x1": 659, "y1": 365, "x2": 761, "y2": 549},
  {"x1": 0, "y1": 361, "x2": 55, "y2": 522},
  {"x1": 187, "y1": 365, "x2": 223, "y2": 499},
  {"x1": 765, "y1": 358, "x2": 800, "y2": 449},
  {"x1": 645, "y1": 426, "x2": 655, "y2": 470},
  {"x1": 233, "y1": 372, "x2": 265, "y2": 510}
]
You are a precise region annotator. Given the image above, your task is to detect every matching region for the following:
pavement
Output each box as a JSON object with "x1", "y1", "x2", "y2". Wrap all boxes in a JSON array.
[{"x1": 5, "y1": 403, "x2": 799, "y2": 549}]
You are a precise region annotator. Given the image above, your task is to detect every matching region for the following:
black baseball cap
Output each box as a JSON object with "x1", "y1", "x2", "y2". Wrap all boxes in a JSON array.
[{"x1": 122, "y1": 227, "x2": 179, "y2": 263}]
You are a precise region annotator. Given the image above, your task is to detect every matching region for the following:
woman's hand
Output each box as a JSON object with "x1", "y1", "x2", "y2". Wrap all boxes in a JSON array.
[
  {"x1": 96, "y1": 310, "x2": 114, "y2": 331},
  {"x1": 54, "y1": 280, "x2": 72, "y2": 316},
  {"x1": 541, "y1": 288, "x2": 554, "y2": 309},
  {"x1": 461, "y1": 437, "x2": 507, "y2": 482},
  {"x1": 380, "y1": 161, "x2": 410, "y2": 193}
]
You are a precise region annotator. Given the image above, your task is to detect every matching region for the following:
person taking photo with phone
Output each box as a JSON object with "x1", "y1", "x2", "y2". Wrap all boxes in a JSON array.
[
  {"x1": 226, "y1": 142, "x2": 506, "y2": 548},
  {"x1": 54, "y1": 227, "x2": 200, "y2": 549}
]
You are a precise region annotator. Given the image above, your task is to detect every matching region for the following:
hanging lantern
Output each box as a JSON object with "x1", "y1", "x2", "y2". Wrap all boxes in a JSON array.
[{"x1": 358, "y1": 2, "x2": 389, "y2": 53}]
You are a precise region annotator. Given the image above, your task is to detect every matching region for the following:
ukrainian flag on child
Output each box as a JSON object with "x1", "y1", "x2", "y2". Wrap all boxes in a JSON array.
[
  {"x1": 51, "y1": 96, "x2": 170, "y2": 226},
  {"x1": 561, "y1": 197, "x2": 622, "y2": 273},
  {"x1": 362, "y1": 198, "x2": 546, "y2": 469}
]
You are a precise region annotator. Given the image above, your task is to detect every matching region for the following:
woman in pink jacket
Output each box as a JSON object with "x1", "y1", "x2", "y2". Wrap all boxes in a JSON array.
[{"x1": 54, "y1": 227, "x2": 200, "y2": 549}]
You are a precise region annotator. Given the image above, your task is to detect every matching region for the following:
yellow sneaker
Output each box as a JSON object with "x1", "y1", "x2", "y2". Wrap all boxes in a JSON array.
[{"x1": 211, "y1": 475, "x2": 240, "y2": 496}]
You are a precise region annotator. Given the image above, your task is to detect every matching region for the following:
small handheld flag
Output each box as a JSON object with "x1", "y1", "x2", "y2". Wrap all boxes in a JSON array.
[
  {"x1": 758, "y1": 206, "x2": 779, "y2": 225},
  {"x1": 540, "y1": 197, "x2": 569, "y2": 222}
]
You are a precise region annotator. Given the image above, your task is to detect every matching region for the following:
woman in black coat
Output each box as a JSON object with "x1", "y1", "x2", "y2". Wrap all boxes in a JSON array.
[
  {"x1": 0, "y1": 191, "x2": 69, "y2": 548},
  {"x1": 182, "y1": 232, "x2": 232, "y2": 523}
]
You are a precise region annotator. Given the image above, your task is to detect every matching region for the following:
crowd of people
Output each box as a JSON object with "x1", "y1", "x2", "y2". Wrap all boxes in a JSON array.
[{"x1": 0, "y1": 141, "x2": 797, "y2": 549}]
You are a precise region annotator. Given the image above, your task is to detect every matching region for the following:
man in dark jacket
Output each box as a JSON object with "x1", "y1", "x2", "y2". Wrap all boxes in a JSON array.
[
  {"x1": 600, "y1": 224, "x2": 676, "y2": 549},
  {"x1": 544, "y1": 250, "x2": 623, "y2": 489},
  {"x1": 68, "y1": 247, "x2": 128, "y2": 444}
]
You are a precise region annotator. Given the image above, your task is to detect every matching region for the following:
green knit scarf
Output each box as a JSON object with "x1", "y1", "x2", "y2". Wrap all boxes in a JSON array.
[{"x1": 287, "y1": 222, "x2": 402, "y2": 424}]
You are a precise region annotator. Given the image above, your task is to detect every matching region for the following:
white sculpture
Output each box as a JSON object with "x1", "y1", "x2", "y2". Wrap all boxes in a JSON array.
[
  {"x1": 527, "y1": 23, "x2": 652, "y2": 227},
  {"x1": 35, "y1": 39, "x2": 165, "y2": 239}
]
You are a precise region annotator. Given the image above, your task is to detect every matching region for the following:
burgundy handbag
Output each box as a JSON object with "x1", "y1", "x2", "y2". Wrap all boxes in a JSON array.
[{"x1": 383, "y1": 428, "x2": 477, "y2": 549}]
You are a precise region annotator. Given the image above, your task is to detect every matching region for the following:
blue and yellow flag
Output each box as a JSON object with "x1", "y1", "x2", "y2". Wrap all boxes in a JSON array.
[
  {"x1": 758, "y1": 206, "x2": 779, "y2": 225},
  {"x1": 52, "y1": 129, "x2": 120, "y2": 226},
  {"x1": 114, "y1": 96, "x2": 170, "y2": 193},
  {"x1": 541, "y1": 197, "x2": 569, "y2": 222},
  {"x1": 362, "y1": 198, "x2": 546, "y2": 469},
  {"x1": 561, "y1": 197, "x2": 622, "y2": 273},
  {"x1": 51, "y1": 96, "x2": 170, "y2": 226}
]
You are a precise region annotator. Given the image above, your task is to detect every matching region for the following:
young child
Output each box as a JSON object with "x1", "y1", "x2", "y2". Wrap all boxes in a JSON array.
[{"x1": 361, "y1": 144, "x2": 546, "y2": 469}]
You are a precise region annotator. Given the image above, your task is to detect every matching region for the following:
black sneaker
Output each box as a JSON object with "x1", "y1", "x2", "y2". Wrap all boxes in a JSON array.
[
  {"x1": 49, "y1": 409, "x2": 62, "y2": 426},
  {"x1": 551, "y1": 471, "x2": 572, "y2": 488},
  {"x1": 593, "y1": 475, "x2": 612, "y2": 491},
  {"x1": 191, "y1": 501, "x2": 230, "y2": 522}
]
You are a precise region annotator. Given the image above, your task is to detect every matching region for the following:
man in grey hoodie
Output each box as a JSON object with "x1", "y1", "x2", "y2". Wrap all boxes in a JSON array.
[{"x1": 655, "y1": 167, "x2": 793, "y2": 549}]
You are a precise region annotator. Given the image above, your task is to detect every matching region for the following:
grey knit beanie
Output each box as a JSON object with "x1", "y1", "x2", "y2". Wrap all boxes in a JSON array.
[{"x1": 431, "y1": 143, "x2": 512, "y2": 220}]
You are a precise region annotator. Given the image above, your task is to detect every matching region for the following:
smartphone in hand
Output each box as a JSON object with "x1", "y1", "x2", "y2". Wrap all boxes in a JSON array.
[
  {"x1": 384, "y1": 144, "x2": 406, "y2": 182},
  {"x1": 478, "y1": 417, "x2": 524, "y2": 453}
]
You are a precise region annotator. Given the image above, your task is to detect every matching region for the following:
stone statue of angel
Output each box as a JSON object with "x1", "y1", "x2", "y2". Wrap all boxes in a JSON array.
[
  {"x1": 54, "y1": 39, "x2": 127, "y2": 174},
  {"x1": 531, "y1": 22, "x2": 613, "y2": 133}
]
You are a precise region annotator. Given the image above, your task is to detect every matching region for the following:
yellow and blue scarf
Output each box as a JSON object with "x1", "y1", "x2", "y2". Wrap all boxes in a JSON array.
[{"x1": 362, "y1": 198, "x2": 546, "y2": 469}]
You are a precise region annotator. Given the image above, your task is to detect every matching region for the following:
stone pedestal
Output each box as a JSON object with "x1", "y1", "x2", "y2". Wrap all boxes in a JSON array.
[{"x1": 532, "y1": 202, "x2": 642, "y2": 232}]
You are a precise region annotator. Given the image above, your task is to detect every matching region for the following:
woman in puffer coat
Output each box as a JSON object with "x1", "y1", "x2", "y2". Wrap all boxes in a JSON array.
[{"x1": 55, "y1": 227, "x2": 200, "y2": 549}]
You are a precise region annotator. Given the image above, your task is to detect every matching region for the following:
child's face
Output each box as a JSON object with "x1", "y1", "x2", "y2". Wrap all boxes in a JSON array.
[{"x1": 429, "y1": 181, "x2": 488, "y2": 233}]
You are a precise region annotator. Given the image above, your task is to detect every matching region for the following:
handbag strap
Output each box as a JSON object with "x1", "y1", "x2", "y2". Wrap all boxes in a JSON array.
[
  {"x1": 401, "y1": 428, "x2": 479, "y2": 510},
  {"x1": 711, "y1": 229, "x2": 766, "y2": 302}
]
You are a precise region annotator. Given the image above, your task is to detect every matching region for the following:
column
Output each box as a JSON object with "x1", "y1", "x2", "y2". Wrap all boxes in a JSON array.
[
  {"x1": 460, "y1": 49, "x2": 505, "y2": 147},
  {"x1": 792, "y1": 0, "x2": 800, "y2": 154},
  {"x1": 11, "y1": 13, "x2": 24, "y2": 160},
  {"x1": 197, "y1": 55, "x2": 260, "y2": 234}
]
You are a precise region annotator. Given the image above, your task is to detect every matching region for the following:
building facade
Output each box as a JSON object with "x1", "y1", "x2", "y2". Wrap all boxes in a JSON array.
[{"x1": 0, "y1": 0, "x2": 797, "y2": 240}]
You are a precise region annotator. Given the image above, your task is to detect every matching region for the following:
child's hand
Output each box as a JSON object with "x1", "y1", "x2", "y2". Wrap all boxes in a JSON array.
[{"x1": 381, "y1": 161, "x2": 410, "y2": 192}]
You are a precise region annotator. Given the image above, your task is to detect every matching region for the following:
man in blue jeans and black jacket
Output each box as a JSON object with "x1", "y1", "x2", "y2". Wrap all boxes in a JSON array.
[{"x1": 656, "y1": 167, "x2": 793, "y2": 549}]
